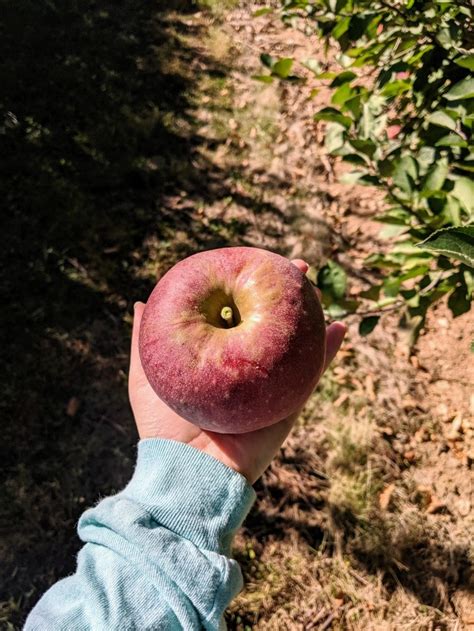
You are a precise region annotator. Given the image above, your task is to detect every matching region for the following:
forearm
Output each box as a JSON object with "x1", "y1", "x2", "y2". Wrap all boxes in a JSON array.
[{"x1": 24, "y1": 439, "x2": 256, "y2": 631}]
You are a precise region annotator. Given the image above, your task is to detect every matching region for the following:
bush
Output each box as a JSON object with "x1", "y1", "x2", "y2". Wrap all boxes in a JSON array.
[{"x1": 256, "y1": 0, "x2": 473, "y2": 343}]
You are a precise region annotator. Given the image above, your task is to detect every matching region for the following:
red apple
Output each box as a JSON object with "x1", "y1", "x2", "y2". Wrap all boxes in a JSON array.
[
  {"x1": 387, "y1": 124, "x2": 402, "y2": 140},
  {"x1": 139, "y1": 247, "x2": 326, "y2": 433}
]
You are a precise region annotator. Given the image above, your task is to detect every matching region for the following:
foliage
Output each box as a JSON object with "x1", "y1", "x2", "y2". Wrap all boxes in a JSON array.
[{"x1": 257, "y1": 0, "x2": 474, "y2": 339}]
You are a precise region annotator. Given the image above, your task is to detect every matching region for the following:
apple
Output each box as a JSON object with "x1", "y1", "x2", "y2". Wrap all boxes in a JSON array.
[
  {"x1": 139, "y1": 247, "x2": 326, "y2": 433},
  {"x1": 387, "y1": 124, "x2": 402, "y2": 140}
]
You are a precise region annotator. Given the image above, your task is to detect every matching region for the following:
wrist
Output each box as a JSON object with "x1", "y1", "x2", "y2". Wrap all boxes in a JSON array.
[{"x1": 121, "y1": 439, "x2": 256, "y2": 553}]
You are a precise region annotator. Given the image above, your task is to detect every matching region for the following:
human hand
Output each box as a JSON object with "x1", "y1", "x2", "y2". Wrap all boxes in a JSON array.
[{"x1": 129, "y1": 259, "x2": 346, "y2": 484}]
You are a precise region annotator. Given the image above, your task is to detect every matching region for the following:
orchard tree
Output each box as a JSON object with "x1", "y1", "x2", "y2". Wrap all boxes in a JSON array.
[{"x1": 255, "y1": 0, "x2": 473, "y2": 343}]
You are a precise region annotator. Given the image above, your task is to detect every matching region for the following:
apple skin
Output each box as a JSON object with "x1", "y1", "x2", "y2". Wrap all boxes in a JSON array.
[{"x1": 139, "y1": 247, "x2": 326, "y2": 434}]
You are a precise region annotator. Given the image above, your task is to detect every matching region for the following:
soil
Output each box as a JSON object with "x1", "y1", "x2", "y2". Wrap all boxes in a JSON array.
[{"x1": 1, "y1": 1, "x2": 472, "y2": 629}]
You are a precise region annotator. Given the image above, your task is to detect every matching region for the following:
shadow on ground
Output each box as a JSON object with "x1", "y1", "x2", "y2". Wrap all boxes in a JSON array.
[
  {"x1": 243, "y1": 452, "x2": 473, "y2": 616},
  {"x1": 0, "y1": 0, "x2": 242, "y2": 625}
]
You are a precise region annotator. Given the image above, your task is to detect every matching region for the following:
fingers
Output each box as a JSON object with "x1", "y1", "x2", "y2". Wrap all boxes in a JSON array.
[
  {"x1": 130, "y1": 302, "x2": 146, "y2": 382},
  {"x1": 291, "y1": 258, "x2": 309, "y2": 274},
  {"x1": 323, "y1": 321, "x2": 347, "y2": 373},
  {"x1": 291, "y1": 258, "x2": 322, "y2": 301},
  {"x1": 290, "y1": 255, "x2": 345, "y2": 369}
]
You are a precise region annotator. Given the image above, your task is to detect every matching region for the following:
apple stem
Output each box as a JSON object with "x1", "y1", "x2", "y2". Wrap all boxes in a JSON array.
[{"x1": 220, "y1": 306, "x2": 234, "y2": 327}]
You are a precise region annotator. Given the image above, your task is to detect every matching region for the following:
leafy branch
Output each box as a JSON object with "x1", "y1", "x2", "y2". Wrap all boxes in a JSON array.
[{"x1": 257, "y1": 0, "x2": 473, "y2": 342}]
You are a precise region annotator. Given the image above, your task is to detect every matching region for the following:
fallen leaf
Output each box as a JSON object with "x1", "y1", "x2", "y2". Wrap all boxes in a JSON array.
[
  {"x1": 446, "y1": 426, "x2": 462, "y2": 441},
  {"x1": 452, "y1": 415, "x2": 463, "y2": 433},
  {"x1": 379, "y1": 483, "x2": 396, "y2": 510},
  {"x1": 426, "y1": 496, "x2": 446, "y2": 514}
]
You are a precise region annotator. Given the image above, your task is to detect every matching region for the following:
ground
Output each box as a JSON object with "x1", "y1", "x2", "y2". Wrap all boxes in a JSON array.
[{"x1": 0, "y1": 1, "x2": 472, "y2": 629}]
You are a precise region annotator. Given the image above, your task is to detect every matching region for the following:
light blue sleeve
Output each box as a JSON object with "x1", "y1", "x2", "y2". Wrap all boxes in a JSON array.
[{"x1": 24, "y1": 439, "x2": 256, "y2": 631}]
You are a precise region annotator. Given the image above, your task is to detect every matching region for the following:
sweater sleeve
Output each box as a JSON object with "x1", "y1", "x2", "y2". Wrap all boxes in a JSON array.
[{"x1": 24, "y1": 439, "x2": 256, "y2": 631}]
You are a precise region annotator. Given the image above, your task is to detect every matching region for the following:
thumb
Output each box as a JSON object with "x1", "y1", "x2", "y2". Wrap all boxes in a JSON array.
[
  {"x1": 323, "y1": 322, "x2": 346, "y2": 373},
  {"x1": 129, "y1": 302, "x2": 146, "y2": 384}
]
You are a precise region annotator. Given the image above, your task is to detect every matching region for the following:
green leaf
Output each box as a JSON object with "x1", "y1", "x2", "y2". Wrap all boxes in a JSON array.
[
  {"x1": 426, "y1": 111, "x2": 457, "y2": 131},
  {"x1": 346, "y1": 46, "x2": 365, "y2": 59},
  {"x1": 360, "y1": 284, "x2": 381, "y2": 301},
  {"x1": 260, "y1": 53, "x2": 274, "y2": 69},
  {"x1": 423, "y1": 157, "x2": 449, "y2": 192},
  {"x1": 340, "y1": 298, "x2": 360, "y2": 313},
  {"x1": 340, "y1": 170, "x2": 368, "y2": 185},
  {"x1": 331, "y1": 82, "x2": 355, "y2": 108},
  {"x1": 272, "y1": 58, "x2": 293, "y2": 79},
  {"x1": 407, "y1": 314, "x2": 425, "y2": 347},
  {"x1": 393, "y1": 156, "x2": 418, "y2": 194},
  {"x1": 435, "y1": 133, "x2": 468, "y2": 147},
  {"x1": 471, "y1": 339, "x2": 474, "y2": 353},
  {"x1": 350, "y1": 138, "x2": 377, "y2": 158},
  {"x1": 445, "y1": 78, "x2": 474, "y2": 101},
  {"x1": 252, "y1": 75, "x2": 274, "y2": 84},
  {"x1": 253, "y1": 7, "x2": 273, "y2": 17},
  {"x1": 379, "y1": 224, "x2": 409, "y2": 238},
  {"x1": 325, "y1": 303, "x2": 347, "y2": 318},
  {"x1": 343, "y1": 94, "x2": 363, "y2": 119},
  {"x1": 448, "y1": 285, "x2": 471, "y2": 317},
  {"x1": 376, "y1": 207, "x2": 412, "y2": 225},
  {"x1": 343, "y1": 153, "x2": 368, "y2": 166},
  {"x1": 454, "y1": 161, "x2": 474, "y2": 174},
  {"x1": 324, "y1": 122, "x2": 346, "y2": 153},
  {"x1": 383, "y1": 276, "x2": 402, "y2": 297},
  {"x1": 332, "y1": 16, "x2": 351, "y2": 40},
  {"x1": 316, "y1": 71, "x2": 338, "y2": 80},
  {"x1": 417, "y1": 146, "x2": 436, "y2": 172},
  {"x1": 314, "y1": 107, "x2": 352, "y2": 129},
  {"x1": 330, "y1": 71, "x2": 357, "y2": 88},
  {"x1": 451, "y1": 177, "x2": 474, "y2": 215},
  {"x1": 378, "y1": 158, "x2": 394, "y2": 177},
  {"x1": 443, "y1": 195, "x2": 462, "y2": 226},
  {"x1": 454, "y1": 55, "x2": 474, "y2": 71},
  {"x1": 329, "y1": 0, "x2": 349, "y2": 12},
  {"x1": 417, "y1": 226, "x2": 474, "y2": 267},
  {"x1": 359, "y1": 316, "x2": 380, "y2": 336},
  {"x1": 318, "y1": 260, "x2": 347, "y2": 300},
  {"x1": 399, "y1": 265, "x2": 430, "y2": 281},
  {"x1": 381, "y1": 80, "x2": 411, "y2": 98},
  {"x1": 358, "y1": 174, "x2": 381, "y2": 186},
  {"x1": 463, "y1": 268, "x2": 474, "y2": 297},
  {"x1": 302, "y1": 58, "x2": 321, "y2": 75}
]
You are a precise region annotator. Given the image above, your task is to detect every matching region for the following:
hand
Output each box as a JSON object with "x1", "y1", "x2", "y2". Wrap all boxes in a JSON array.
[{"x1": 129, "y1": 259, "x2": 346, "y2": 484}]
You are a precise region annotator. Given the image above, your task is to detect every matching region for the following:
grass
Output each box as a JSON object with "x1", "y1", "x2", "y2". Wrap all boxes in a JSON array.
[
  {"x1": 198, "y1": 0, "x2": 241, "y2": 16},
  {"x1": 225, "y1": 334, "x2": 471, "y2": 628}
]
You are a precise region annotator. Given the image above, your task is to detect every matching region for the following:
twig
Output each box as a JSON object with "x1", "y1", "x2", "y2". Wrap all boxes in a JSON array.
[
  {"x1": 320, "y1": 612, "x2": 337, "y2": 631},
  {"x1": 348, "y1": 567, "x2": 371, "y2": 586},
  {"x1": 328, "y1": 300, "x2": 405, "y2": 321}
]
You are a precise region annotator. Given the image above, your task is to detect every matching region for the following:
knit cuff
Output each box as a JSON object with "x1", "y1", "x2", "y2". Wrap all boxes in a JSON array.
[{"x1": 122, "y1": 439, "x2": 256, "y2": 554}]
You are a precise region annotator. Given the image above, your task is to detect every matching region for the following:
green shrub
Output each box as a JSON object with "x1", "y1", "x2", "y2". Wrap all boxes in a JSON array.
[{"x1": 256, "y1": 0, "x2": 473, "y2": 342}]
